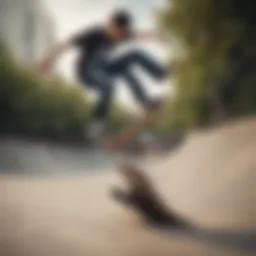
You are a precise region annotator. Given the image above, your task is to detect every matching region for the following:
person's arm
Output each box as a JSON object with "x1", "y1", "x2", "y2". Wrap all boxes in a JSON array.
[
  {"x1": 38, "y1": 27, "x2": 95, "y2": 74},
  {"x1": 38, "y1": 39, "x2": 74, "y2": 74}
]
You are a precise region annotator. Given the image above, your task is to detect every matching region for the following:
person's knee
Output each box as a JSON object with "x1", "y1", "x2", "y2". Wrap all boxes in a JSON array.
[{"x1": 128, "y1": 50, "x2": 147, "y2": 62}]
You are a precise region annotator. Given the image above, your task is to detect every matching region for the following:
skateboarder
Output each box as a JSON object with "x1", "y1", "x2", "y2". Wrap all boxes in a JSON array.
[{"x1": 39, "y1": 10, "x2": 167, "y2": 140}]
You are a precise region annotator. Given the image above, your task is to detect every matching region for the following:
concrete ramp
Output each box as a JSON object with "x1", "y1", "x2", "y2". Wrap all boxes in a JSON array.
[
  {"x1": 0, "y1": 118, "x2": 255, "y2": 256},
  {"x1": 144, "y1": 118, "x2": 256, "y2": 229}
]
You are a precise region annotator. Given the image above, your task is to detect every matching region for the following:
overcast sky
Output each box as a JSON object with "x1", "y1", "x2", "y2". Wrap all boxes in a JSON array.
[{"x1": 43, "y1": 0, "x2": 170, "y2": 109}]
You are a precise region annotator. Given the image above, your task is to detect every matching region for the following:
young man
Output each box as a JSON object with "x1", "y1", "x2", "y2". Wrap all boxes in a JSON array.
[{"x1": 39, "y1": 10, "x2": 167, "y2": 141}]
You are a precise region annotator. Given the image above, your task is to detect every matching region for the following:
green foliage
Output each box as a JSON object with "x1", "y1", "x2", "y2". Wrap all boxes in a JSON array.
[
  {"x1": 161, "y1": 0, "x2": 256, "y2": 128},
  {"x1": 0, "y1": 47, "x2": 89, "y2": 141},
  {"x1": 0, "y1": 44, "x2": 135, "y2": 142}
]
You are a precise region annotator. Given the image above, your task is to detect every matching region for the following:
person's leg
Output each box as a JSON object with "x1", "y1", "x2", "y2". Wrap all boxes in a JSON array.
[
  {"x1": 121, "y1": 70, "x2": 150, "y2": 108},
  {"x1": 83, "y1": 64, "x2": 114, "y2": 122},
  {"x1": 93, "y1": 82, "x2": 113, "y2": 122},
  {"x1": 82, "y1": 63, "x2": 114, "y2": 141},
  {"x1": 108, "y1": 50, "x2": 166, "y2": 109},
  {"x1": 109, "y1": 50, "x2": 167, "y2": 80}
]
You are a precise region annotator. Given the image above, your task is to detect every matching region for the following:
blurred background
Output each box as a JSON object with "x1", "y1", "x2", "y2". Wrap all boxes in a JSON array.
[
  {"x1": 0, "y1": 0, "x2": 255, "y2": 143},
  {"x1": 0, "y1": 0, "x2": 255, "y2": 255}
]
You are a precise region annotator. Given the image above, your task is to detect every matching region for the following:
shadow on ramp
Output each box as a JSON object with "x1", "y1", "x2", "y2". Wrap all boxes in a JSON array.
[{"x1": 111, "y1": 164, "x2": 256, "y2": 251}]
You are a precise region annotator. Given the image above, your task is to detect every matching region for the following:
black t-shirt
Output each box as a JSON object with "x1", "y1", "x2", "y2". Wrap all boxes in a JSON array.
[{"x1": 72, "y1": 26, "x2": 132, "y2": 79}]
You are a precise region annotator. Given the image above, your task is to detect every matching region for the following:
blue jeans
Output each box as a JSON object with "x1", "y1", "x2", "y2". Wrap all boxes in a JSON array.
[{"x1": 82, "y1": 50, "x2": 167, "y2": 121}]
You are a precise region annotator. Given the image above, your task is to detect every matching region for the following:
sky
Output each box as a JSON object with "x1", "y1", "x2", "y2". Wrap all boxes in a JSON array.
[{"x1": 43, "y1": 0, "x2": 170, "y2": 110}]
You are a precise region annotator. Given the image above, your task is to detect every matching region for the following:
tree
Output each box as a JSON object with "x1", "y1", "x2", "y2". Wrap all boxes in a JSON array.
[{"x1": 161, "y1": 0, "x2": 256, "y2": 127}]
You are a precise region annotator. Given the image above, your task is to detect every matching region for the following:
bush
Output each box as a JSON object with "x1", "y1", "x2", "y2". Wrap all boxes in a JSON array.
[
  {"x1": 0, "y1": 44, "x2": 135, "y2": 143},
  {"x1": 161, "y1": 0, "x2": 256, "y2": 128}
]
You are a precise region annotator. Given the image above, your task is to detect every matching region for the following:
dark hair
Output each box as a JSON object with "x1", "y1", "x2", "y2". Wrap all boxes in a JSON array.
[{"x1": 111, "y1": 10, "x2": 132, "y2": 31}]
